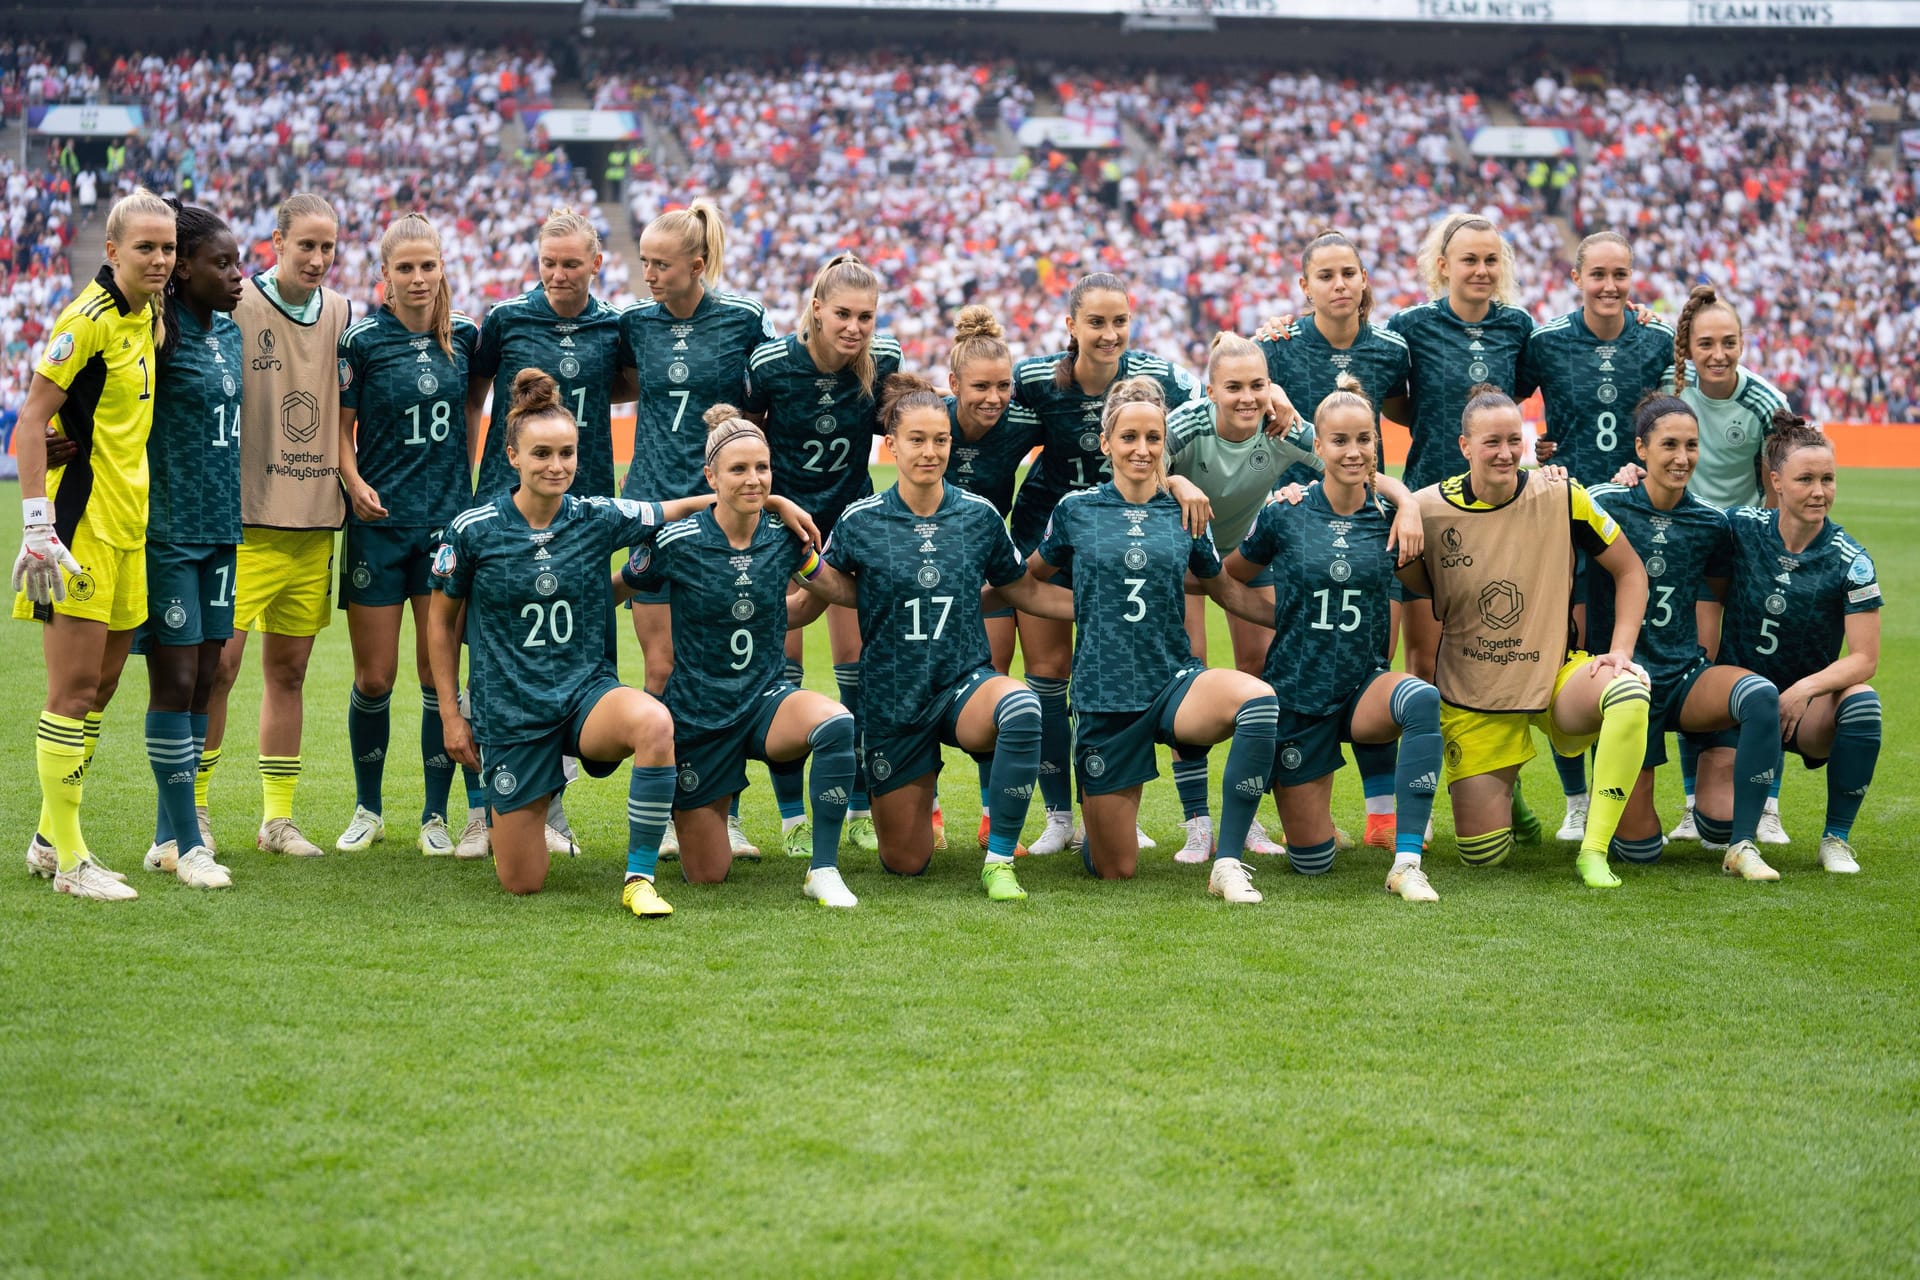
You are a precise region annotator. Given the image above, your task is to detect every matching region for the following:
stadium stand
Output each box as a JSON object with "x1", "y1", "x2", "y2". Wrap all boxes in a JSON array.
[{"x1": 1, "y1": 33, "x2": 1915, "y2": 428}]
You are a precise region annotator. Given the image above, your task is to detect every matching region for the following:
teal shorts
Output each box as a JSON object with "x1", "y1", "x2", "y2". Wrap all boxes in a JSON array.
[
  {"x1": 1270, "y1": 669, "x2": 1390, "y2": 788},
  {"x1": 1072, "y1": 663, "x2": 1205, "y2": 797},
  {"x1": 1645, "y1": 657, "x2": 1713, "y2": 770},
  {"x1": 863, "y1": 666, "x2": 999, "y2": 797},
  {"x1": 138, "y1": 540, "x2": 237, "y2": 649},
  {"x1": 479, "y1": 675, "x2": 625, "y2": 814},
  {"x1": 673, "y1": 680, "x2": 800, "y2": 810},
  {"x1": 340, "y1": 521, "x2": 441, "y2": 607}
]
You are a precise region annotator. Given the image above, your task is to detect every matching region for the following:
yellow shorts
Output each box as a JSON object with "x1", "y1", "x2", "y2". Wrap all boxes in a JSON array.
[
  {"x1": 234, "y1": 527, "x2": 336, "y2": 637},
  {"x1": 1440, "y1": 652, "x2": 1598, "y2": 781},
  {"x1": 11, "y1": 520, "x2": 146, "y2": 630}
]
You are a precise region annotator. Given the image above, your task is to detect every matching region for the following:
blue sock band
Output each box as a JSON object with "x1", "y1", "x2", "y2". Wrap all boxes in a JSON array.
[
  {"x1": 1352, "y1": 738, "x2": 1397, "y2": 804},
  {"x1": 1727, "y1": 674, "x2": 1780, "y2": 845},
  {"x1": 1679, "y1": 733, "x2": 1701, "y2": 802},
  {"x1": 833, "y1": 662, "x2": 868, "y2": 810},
  {"x1": 1287, "y1": 837, "x2": 1337, "y2": 875},
  {"x1": 146, "y1": 710, "x2": 198, "y2": 852},
  {"x1": 1216, "y1": 695, "x2": 1277, "y2": 862},
  {"x1": 420, "y1": 687, "x2": 455, "y2": 824},
  {"x1": 1609, "y1": 832, "x2": 1665, "y2": 863},
  {"x1": 1824, "y1": 690, "x2": 1881, "y2": 840},
  {"x1": 805, "y1": 714, "x2": 856, "y2": 870},
  {"x1": 1029, "y1": 675, "x2": 1072, "y2": 814},
  {"x1": 986, "y1": 689, "x2": 1041, "y2": 860},
  {"x1": 1389, "y1": 679, "x2": 1442, "y2": 861},
  {"x1": 626, "y1": 764, "x2": 677, "y2": 879},
  {"x1": 347, "y1": 685, "x2": 391, "y2": 814},
  {"x1": 1172, "y1": 752, "x2": 1210, "y2": 822}
]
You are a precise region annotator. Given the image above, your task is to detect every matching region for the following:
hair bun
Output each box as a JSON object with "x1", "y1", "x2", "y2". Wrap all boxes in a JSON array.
[
  {"x1": 952, "y1": 304, "x2": 1003, "y2": 343},
  {"x1": 511, "y1": 367, "x2": 561, "y2": 416},
  {"x1": 704, "y1": 402, "x2": 743, "y2": 430}
]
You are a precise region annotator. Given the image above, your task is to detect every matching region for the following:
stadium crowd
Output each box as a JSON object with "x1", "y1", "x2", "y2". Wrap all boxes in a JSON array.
[
  {"x1": 1515, "y1": 69, "x2": 1919, "y2": 421},
  {"x1": 0, "y1": 37, "x2": 1915, "y2": 423}
]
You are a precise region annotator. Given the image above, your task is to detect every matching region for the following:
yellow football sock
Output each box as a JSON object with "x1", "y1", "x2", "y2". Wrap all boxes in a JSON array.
[
  {"x1": 195, "y1": 746, "x2": 221, "y2": 809},
  {"x1": 80, "y1": 710, "x2": 103, "y2": 775},
  {"x1": 260, "y1": 755, "x2": 300, "y2": 823},
  {"x1": 1580, "y1": 676, "x2": 1651, "y2": 860},
  {"x1": 36, "y1": 712, "x2": 88, "y2": 872}
]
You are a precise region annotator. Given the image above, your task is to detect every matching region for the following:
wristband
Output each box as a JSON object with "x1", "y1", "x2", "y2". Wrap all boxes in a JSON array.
[
  {"x1": 22, "y1": 498, "x2": 50, "y2": 527},
  {"x1": 796, "y1": 549, "x2": 823, "y2": 581}
]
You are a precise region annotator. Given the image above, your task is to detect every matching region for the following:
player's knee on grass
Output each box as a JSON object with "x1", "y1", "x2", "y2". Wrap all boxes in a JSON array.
[
  {"x1": 1609, "y1": 832, "x2": 1665, "y2": 863},
  {"x1": 1457, "y1": 827, "x2": 1514, "y2": 867},
  {"x1": 880, "y1": 847, "x2": 930, "y2": 877},
  {"x1": 1693, "y1": 811, "x2": 1732, "y2": 845}
]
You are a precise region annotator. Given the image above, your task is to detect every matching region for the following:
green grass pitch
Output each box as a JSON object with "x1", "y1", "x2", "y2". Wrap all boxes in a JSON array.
[{"x1": 3, "y1": 470, "x2": 1915, "y2": 1277}]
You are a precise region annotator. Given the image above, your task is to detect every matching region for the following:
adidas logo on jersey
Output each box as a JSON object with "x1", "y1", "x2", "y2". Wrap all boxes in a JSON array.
[
  {"x1": 673, "y1": 340, "x2": 687, "y2": 351},
  {"x1": 734, "y1": 572, "x2": 751, "y2": 585},
  {"x1": 919, "y1": 541, "x2": 936, "y2": 553},
  {"x1": 1332, "y1": 536, "x2": 1349, "y2": 549},
  {"x1": 534, "y1": 547, "x2": 550, "y2": 560},
  {"x1": 1599, "y1": 360, "x2": 1616, "y2": 372},
  {"x1": 1409, "y1": 771, "x2": 1439, "y2": 793},
  {"x1": 1127, "y1": 523, "x2": 1145, "y2": 538},
  {"x1": 1468, "y1": 339, "x2": 1485, "y2": 351},
  {"x1": 559, "y1": 335, "x2": 575, "y2": 348},
  {"x1": 1775, "y1": 573, "x2": 1792, "y2": 585},
  {"x1": 817, "y1": 393, "x2": 833, "y2": 405}
]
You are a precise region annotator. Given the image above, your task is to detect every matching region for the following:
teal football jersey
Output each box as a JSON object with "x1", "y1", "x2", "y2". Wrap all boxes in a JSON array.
[
  {"x1": 1387, "y1": 297, "x2": 1534, "y2": 490},
  {"x1": 1585, "y1": 482, "x2": 1731, "y2": 687},
  {"x1": 620, "y1": 289, "x2": 775, "y2": 502},
  {"x1": 339, "y1": 307, "x2": 480, "y2": 528},
  {"x1": 471, "y1": 288, "x2": 625, "y2": 501},
  {"x1": 1667, "y1": 365, "x2": 1792, "y2": 511},
  {"x1": 945, "y1": 395, "x2": 1041, "y2": 517},
  {"x1": 824, "y1": 483, "x2": 1025, "y2": 735},
  {"x1": 148, "y1": 305, "x2": 243, "y2": 545},
  {"x1": 1238, "y1": 484, "x2": 1398, "y2": 715},
  {"x1": 1520, "y1": 310, "x2": 1674, "y2": 486},
  {"x1": 1008, "y1": 349, "x2": 1201, "y2": 550},
  {"x1": 1259, "y1": 315, "x2": 1410, "y2": 433},
  {"x1": 1721, "y1": 508, "x2": 1881, "y2": 690},
  {"x1": 1037, "y1": 484, "x2": 1222, "y2": 713},
  {"x1": 438, "y1": 492, "x2": 663, "y2": 743},
  {"x1": 1166, "y1": 396, "x2": 1318, "y2": 552},
  {"x1": 744, "y1": 332, "x2": 902, "y2": 530},
  {"x1": 624, "y1": 508, "x2": 805, "y2": 735}
]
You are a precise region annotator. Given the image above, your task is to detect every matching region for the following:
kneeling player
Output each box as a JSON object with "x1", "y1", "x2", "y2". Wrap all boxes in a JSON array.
[
  {"x1": 1399, "y1": 386, "x2": 1652, "y2": 889},
  {"x1": 617, "y1": 406, "x2": 855, "y2": 904},
  {"x1": 428, "y1": 370, "x2": 715, "y2": 915}
]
